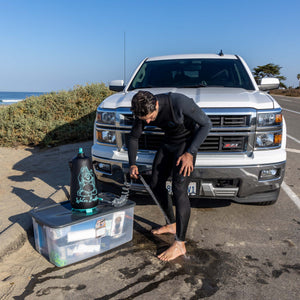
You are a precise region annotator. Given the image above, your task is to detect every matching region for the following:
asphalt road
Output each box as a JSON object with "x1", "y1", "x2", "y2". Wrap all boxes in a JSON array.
[
  {"x1": 0, "y1": 95, "x2": 299, "y2": 300},
  {"x1": 275, "y1": 95, "x2": 300, "y2": 201}
]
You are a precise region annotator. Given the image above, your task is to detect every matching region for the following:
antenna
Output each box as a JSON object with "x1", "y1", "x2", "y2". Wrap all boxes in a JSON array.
[
  {"x1": 124, "y1": 32, "x2": 126, "y2": 83},
  {"x1": 218, "y1": 50, "x2": 224, "y2": 56}
]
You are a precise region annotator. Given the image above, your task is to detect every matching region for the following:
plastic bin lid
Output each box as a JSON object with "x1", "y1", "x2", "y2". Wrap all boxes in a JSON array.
[{"x1": 30, "y1": 200, "x2": 135, "y2": 228}]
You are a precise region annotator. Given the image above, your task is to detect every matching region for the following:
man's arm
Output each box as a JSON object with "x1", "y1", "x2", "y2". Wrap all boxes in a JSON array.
[
  {"x1": 173, "y1": 93, "x2": 212, "y2": 156},
  {"x1": 128, "y1": 117, "x2": 144, "y2": 178},
  {"x1": 173, "y1": 93, "x2": 212, "y2": 176}
]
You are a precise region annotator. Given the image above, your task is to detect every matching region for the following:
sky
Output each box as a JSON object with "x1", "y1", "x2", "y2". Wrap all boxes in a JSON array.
[{"x1": 0, "y1": 0, "x2": 299, "y2": 92}]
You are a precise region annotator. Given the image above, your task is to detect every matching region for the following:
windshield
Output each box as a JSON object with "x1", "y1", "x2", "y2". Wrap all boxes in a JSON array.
[{"x1": 128, "y1": 58, "x2": 254, "y2": 91}]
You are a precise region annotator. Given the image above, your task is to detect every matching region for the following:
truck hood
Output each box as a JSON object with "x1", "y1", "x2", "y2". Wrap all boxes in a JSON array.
[{"x1": 100, "y1": 87, "x2": 277, "y2": 110}]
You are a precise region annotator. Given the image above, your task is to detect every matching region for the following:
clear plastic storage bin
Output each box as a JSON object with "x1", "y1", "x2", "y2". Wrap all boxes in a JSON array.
[{"x1": 30, "y1": 200, "x2": 135, "y2": 267}]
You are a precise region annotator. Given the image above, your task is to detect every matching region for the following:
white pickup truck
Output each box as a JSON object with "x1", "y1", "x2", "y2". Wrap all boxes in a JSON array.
[{"x1": 92, "y1": 53, "x2": 286, "y2": 205}]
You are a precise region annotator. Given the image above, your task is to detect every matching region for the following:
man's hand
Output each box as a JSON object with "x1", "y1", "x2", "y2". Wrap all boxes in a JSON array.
[
  {"x1": 176, "y1": 152, "x2": 194, "y2": 177},
  {"x1": 129, "y1": 165, "x2": 139, "y2": 179}
]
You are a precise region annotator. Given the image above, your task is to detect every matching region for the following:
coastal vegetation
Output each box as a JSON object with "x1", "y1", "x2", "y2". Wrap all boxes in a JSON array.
[
  {"x1": 0, "y1": 83, "x2": 113, "y2": 147},
  {"x1": 270, "y1": 87, "x2": 300, "y2": 97}
]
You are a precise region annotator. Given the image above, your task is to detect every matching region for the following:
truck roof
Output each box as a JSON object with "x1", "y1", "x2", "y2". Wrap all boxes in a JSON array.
[{"x1": 146, "y1": 53, "x2": 238, "y2": 61}]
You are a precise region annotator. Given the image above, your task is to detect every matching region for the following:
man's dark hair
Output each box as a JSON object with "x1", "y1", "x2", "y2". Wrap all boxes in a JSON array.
[{"x1": 131, "y1": 91, "x2": 157, "y2": 117}]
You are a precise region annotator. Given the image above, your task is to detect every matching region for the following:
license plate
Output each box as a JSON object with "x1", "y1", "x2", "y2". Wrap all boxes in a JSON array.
[{"x1": 166, "y1": 181, "x2": 197, "y2": 196}]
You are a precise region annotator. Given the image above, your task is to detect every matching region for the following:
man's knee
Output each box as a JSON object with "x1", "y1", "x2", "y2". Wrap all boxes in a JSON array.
[{"x1": 172, "y1": 175, "x2": 189, "y2": 196}]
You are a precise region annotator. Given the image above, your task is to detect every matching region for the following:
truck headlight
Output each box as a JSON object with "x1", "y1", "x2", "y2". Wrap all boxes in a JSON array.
[
  {"x1": 259, "y1": 168, "x2": 280, "y2": 180},
  {"x1": 255, "y1": 132, "x2": 282, "y2": 148},
  {"x1": 257, "y1": 112, "x2": 282, "y2": 127},
  {"x1": 96, "y1": 111, "x2": 116, "y2": 125},
  {"x1": 97, "y1": 130, "x2": 116, "y2": 144}
]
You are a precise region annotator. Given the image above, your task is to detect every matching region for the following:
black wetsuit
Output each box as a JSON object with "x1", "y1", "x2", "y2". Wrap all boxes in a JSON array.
[{"x1": 128, "y1": 92, "x2": 212, "y2": 241}]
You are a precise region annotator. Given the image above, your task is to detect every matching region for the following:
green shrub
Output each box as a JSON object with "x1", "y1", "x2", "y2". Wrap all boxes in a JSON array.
[{"x1": 0, "y1": 83, "x2": 114, "y2": 147}]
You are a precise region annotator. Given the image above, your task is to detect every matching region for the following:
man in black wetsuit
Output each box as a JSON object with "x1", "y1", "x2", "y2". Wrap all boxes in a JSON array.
[{"x1": 128, "y1": 91, "x2": 212, "y2": 261}]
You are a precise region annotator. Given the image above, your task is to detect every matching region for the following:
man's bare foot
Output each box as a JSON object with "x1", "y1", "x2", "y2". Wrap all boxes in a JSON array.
[
  {"x1": 158, "y1": 241, "x2": 186, "y2": 261},
  {"x1": 151, "y1": 223, "x2": 176, "y2": 235}
]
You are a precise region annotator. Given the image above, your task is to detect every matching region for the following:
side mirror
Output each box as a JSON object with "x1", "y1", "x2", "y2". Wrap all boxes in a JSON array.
[
  {"x1": 258, "y1": 78, "x2": 280, "y2": 91},
  {"x1": 109, "y1": 80, "x2": 125, "y2": 92}
]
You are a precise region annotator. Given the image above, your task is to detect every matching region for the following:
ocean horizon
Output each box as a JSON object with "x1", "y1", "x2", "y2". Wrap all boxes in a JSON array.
[{"x1": 0, "y1": 91, "x2": 46, "y2": 105}]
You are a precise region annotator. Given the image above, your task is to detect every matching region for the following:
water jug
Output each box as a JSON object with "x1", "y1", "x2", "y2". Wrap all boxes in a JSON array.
[{"x1": 69, "y1": 148, "x2": 98, "y2": 211}]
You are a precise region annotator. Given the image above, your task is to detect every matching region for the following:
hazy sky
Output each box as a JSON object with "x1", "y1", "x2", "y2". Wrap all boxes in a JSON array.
[{"x1": 0, "y1": 0, "x2": 299, "y2": 92}]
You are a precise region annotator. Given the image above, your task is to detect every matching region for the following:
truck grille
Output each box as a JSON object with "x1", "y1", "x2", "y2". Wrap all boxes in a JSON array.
[
  {"x1": 209, "y1": 115, "x2": 247, "y2": 127},
  {"x1": 124, "y1": 134, "x2": 247, "y2": 152},
  {"x1": 122, "y1": 113, "x2": 250, "y2": 153},
  {"x1": 124, "y1": 114, "x2": 248, "y2": 127}
]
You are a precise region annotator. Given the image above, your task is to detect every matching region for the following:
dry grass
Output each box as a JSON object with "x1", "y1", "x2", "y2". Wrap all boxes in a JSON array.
[{"x1": 270, "y1": 88, "x2": 300, "y2": 98}]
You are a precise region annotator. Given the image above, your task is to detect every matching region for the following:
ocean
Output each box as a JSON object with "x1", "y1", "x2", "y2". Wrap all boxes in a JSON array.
[{"x1": 0, "y1": 91, "x2": 46, "y2": 106}]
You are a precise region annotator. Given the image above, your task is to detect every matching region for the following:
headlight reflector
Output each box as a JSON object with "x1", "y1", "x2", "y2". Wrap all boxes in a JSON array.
[
  {"x1": 255, "y1": 132, "x2": 282, "y2": 148},
  {"x1": 257, "y1": 112, "x2": 282, "y2": 127},
  {"x1": 97, "y1": 130, "x2": 116, "y2": 144},
  {"x1": 96, "y1": 111, "x2": 116, "y2": 124},
  {"x1": 259, "y1": 168, "x2": 280, "y2": 180}
]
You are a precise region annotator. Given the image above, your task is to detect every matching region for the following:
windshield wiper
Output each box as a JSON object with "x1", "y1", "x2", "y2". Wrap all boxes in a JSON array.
[
  {"x1": 128, "y1": 85, "x2": 154, "y2": 90},
  {"x1": 130, "y1": 83, "x2": 208, "y2": 90},
  {"x1": 180, "y1": 84, "x2": 207, "y2": 88}
]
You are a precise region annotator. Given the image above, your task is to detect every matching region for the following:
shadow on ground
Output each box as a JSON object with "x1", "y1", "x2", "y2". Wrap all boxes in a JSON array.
[
  {"x1": 6, "y1": 139, "x2": 231, "y2": 243},
  {"x1": 6, "y1": 141, "x2": 92, "y2": 237}
]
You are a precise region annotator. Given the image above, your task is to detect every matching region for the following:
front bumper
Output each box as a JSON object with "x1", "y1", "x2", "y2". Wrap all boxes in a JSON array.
[{"x1": 92, "y1": 154, "x2": 285, "y2": 202}]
